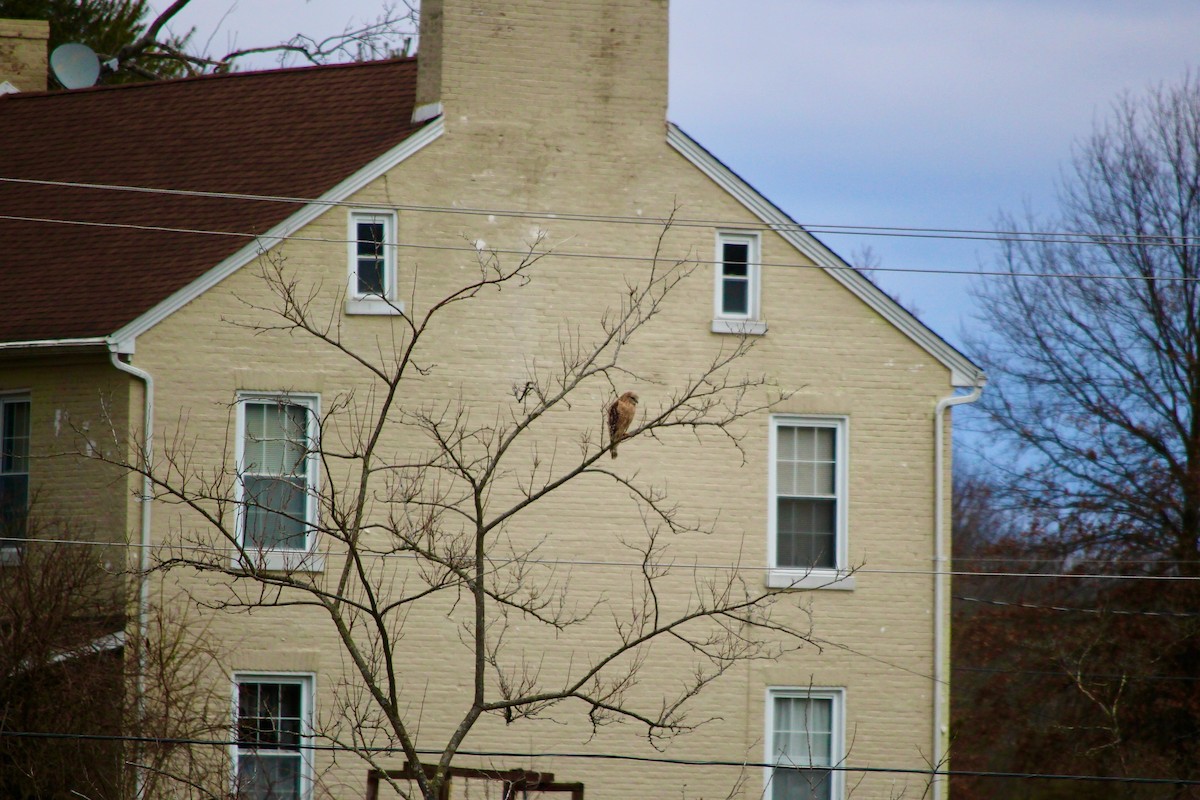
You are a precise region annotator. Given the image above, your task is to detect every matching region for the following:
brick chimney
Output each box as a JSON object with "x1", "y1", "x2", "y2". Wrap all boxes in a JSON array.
[
  {"x1": 0, "y1": 19, "x2": 49, "y2": 94},
  {"x1": 414, "y1": 0, "x2": 668, "y2": 133}
]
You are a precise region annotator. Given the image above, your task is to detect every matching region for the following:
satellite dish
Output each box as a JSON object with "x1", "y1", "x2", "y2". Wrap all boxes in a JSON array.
[{"x1": 50, "y1": 43, "x2": 101, "y2": 89}]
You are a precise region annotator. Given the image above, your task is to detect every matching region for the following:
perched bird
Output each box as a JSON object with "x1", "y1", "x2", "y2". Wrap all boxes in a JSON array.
[{"x1": 607, "y1": 391, "x2": 638, "y2": 459}]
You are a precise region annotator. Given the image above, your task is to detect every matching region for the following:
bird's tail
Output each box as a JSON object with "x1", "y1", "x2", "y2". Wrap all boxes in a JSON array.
[{"x1": 610, "y1": 445, "x2": 618, "y2": 459}]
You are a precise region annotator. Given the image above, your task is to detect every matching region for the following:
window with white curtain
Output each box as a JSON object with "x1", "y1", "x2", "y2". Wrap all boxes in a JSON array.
[
  {"x1": 766, "y1": 688, "x2": 844, "y2": 800},
  {"x1": 768, "y1": 416, "x2": 853, "y2": 589},
  {"x1": 236, "y1": 394, "x2": 319, "y2": 566}
]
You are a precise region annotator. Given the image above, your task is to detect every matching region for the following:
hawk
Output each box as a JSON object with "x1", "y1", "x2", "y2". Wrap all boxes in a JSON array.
[{"x1": 607, "y1": 391, "x2": 638, "y2": 459}]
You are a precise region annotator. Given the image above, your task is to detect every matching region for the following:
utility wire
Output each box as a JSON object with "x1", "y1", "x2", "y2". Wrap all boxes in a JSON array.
[
  {"x1": 2, "y1": 730, "x2": 1200, "y2": 786},
  {"x1": 4, "y1": 212, "x2": 1200, "y2": 284},
  {"x1": 954, "y1": 665, "x2": 1200, "y2": 683},
  {"x1": 2, "y1": 175, "x2": 1198, "y2": 248},
  {"x1": 955, "y1": 555, "x2": 1200, "y2": 565},
  {"x1": 954, "y1": 594, "x2": 1200, "y2": 618}
]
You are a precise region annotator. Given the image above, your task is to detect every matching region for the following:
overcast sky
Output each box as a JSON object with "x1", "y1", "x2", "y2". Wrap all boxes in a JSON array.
[{"x1": 150, "y1": 0, "x2": 1200, "y2": 352}]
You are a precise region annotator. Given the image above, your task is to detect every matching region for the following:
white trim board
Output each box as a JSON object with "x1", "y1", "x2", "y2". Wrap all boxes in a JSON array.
[
  {"x1": 666, "y1": 124, "x2": 985, "y2": 389},
  {"x1": 109, "y1": 117, "x2": 446, "y2": 352}
]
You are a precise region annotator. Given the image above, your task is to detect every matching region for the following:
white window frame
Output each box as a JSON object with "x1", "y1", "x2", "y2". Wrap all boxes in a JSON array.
[
  {"x1": 234, "y1": 393, "x2": 323, "y2": 572},
  {"x1": 0, "y1": 392, "x2": 30, "y2": 559},
  {"x1": 767, "y1": 415, "x2": 853, "y2": 590},
  {"x1": 232, "y1": 673, "x2": 315, "y2": 800},
  {"x1": 712, "y1": 230, "x2": 766, "y2": 335},
  {"x1": 764, "y1": 687, "x2": 846, "y2": 800},
  {"x1": 346, "y1": 210, "x2": 402, "y2": 316}
]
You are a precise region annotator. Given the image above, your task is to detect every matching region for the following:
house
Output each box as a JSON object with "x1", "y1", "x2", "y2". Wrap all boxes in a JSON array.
[{"x1": 0, "y1": 2, "x2": 985, "y2": 798}]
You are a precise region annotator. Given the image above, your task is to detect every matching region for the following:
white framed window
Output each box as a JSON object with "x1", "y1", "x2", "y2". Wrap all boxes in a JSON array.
[
  {"x1": 0, "y1": 394, "x2": 30, "y2": 544},
  {"x1": 767, "y1": 416, "x2": 853, "y2": 590},
  {"x1": 765, "y1": 687, "x2": 845, "y2": 800},
  {"x1": 233, "y1": 674, "x2": 314, "y2": 800},
  {"x1": 346, "y1": 211, "x2": 402, "y2": 316},
  {"x1": 235, "y1": 394, "x2": 322, "y2": 571},
  {"x1": 712, "y1": 231, "x2": 766, "y2": 335}
]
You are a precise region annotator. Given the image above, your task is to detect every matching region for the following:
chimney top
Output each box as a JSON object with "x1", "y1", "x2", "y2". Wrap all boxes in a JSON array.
[{"x1": 0, "y1": 18, "x2": 49, "y2": 94}]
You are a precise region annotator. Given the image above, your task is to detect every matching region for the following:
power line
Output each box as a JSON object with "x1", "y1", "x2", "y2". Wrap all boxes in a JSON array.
[
  {"x1": 955, "y1": 555, "x2": 1200, "y2": 565},
  {"x1": 3, "y1": 174, "x2": 1199, "y2": 248},
  {"x1": 2, "y1": 730, "x2": 1200, "y2": 786},
  {"x1": 954, "y1": 594, "x2": 1200, "y2": 618},
  {"x1": 5, "y1": 213, "x2": 1200, "y2": 285},
  {"x1": 953, "y1": 665, "x2": 1200, "y2": 684}
]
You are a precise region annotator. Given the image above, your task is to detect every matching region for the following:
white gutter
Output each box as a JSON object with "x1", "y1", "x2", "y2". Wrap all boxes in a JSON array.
[
  {"x1": 108, "y1": 344, "x2": 153, "y2": 799},
  {"x1": 931, "y1": 384, "x2": 983, "y2": 800},
  {"x1": 0, "y1": 337, "x2": 109, "y2": 351}
]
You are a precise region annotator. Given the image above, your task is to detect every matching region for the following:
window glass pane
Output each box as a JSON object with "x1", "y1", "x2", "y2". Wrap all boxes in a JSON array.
[
  {"x1": 1, "y1": 400, "x2": 30, "y2": 540},
  {"x1": 773, "y1": 696, "x2": 834, "y2": 764},
  {"x1": 238, "y1": 754, "x2": 301, "y2": 800},
  {"x1": 777, "y1": 425, "x2": 836, "y2": 497},
  {"x1": 722, "y1": 278, "x2": 749, "y2": 315},
  {"x1": 813, "y1": 427, "x2": 835, "y2": 460},
  {"x1": 777, "y1": 426, "x2": 796, "y2": 461},
  {"x1": 244, "y1": 477, "x2": 306, "y2": 550},
  {"x1": 356, "y1": 222, "x2": 384, "y2": 256},
  {"x1": 2, "y1": 400, "x2": 30, "y2": 473},
  {"x1": 356, "y1": 220, "x2": 387, "y2": 296},
  {"x1": 357, "y1": 258, "x2": 385, "y2": 295},
  {"x1": 771, "y1": 767, "x2": 831, "y2": 800},
  {"x1": 0, "y1": 474, "x2": 28, "y2": 538},
  {"x1": 245, "y1": 403, "x2": 307, "y2": 476},
  {"x1": 777, "y1": 499, "x2": 836, "y2": 569},
  {"x1": 723, "y1": 241, "x2": 749, "y2": 268},
  {"x1": 793, "y1": 426, "x2": 814, "y2": 458}
]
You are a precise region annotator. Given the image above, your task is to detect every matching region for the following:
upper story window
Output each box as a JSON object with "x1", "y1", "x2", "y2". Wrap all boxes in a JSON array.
[
  {"x1": 712, "y1": 231, "x2": 766, "y2": 335},
  {"x1": 346, "y1": 211, "x2": 402, "y2": 316},
  {"x1": 236, "y1": 394, "x2": 321, "y2": 571},
  {"x1": 0, "y1": 394, "x2": 30, "y2": 543},
  {"x1": 234, "y1": 674, "x2": 313, "y2": 800},
  {"x1": 767, "y1": 416, "x2": 853, "y2": 590},
  {"x1": 765, "y1": 688, "x2": 845, "y2": 800}
]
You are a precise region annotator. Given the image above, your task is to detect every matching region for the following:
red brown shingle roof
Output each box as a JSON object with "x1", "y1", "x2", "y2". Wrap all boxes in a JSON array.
[{"x1": 0, "y1": 58, "x2": 423, "y2": 343}]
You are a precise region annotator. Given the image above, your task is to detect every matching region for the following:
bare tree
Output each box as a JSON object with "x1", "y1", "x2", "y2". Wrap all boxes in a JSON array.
[
  {"x1": 0, "y1": 0, "x2": 417, "y2": 83},
  {"x1": 0, "y1": 520, "x2": 229, "y2": 800},
  {"x1": 970, "y1": 72, "x2": 1200, "y2": 575},
  {"x1": 963, "y1": 72, "x2": 1200, "y2": 796},
  {"x1": 95, "y1": 224, "x2": 819, "y2": 800}
]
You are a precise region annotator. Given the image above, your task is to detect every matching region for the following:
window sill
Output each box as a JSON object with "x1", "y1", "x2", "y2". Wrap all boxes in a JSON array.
[
  {"x1": 345, "y1": 297, "x2": 405, "y2": 316},
  {"x1": 767, "y1": 569, "x2": 856, "y2": 591},
  {"x1": 712, "y1": 318, "x2": 767, "y2": 335},
  {"x1": 235, "y1": 549, "x2": 325, "y2": 573}
]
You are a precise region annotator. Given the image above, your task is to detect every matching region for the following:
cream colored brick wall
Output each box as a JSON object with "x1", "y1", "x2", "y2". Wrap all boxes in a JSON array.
[
  {"x1": 83, "y1": 2, "x2": 962, "y2": 797},
  {"x1": 132, "y1": 184, "x2": 955, "y2": 797},
  {"x1": 0, "y1": 19, "x2": 48, "y2": 93}
]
